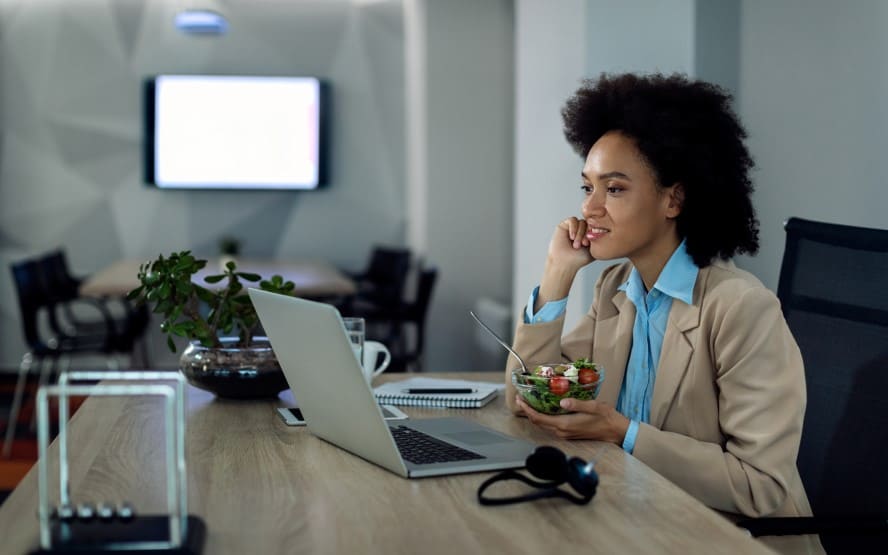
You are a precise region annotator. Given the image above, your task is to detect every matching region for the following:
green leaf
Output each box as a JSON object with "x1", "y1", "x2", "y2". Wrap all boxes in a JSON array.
[
  {"x1": 225, "y1": 260, "x2": 236, "y2": 271},
  {"x1": 203, "y1": 274, "x2": 225, "y2": 284},
  {"x1": 195, "y1": 286, "x2": 215, "y2": 303},
  {"x1": 167, "y1": 336, "x2": 177, "y2": 353},
  {"x1": 236, "y1": 272, "x2": 261, "y2": 282},
  {"x1": 573, "y1": 357, "x2": 596, "y2": 369},
  {"x1": 219, "y1": 310, "x2": 232, "y2": 326},
  {"x1": 170, "y1": 322, "x2": 190, "y2": 336},
  {"x1": 173, "y1": 259, "x2": 189, "y2": 273},
  {"x1": 175, "y1": 277, "x2": 191, "y2": 291}
]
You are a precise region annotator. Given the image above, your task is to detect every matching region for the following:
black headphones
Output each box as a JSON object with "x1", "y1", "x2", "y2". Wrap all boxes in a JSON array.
[{"x1": 477, "y1": 446, "x2": 599, "y2": 506}]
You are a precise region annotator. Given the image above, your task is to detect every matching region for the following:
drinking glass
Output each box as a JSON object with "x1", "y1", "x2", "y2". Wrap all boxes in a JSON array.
[{"x1": 342, "y1": 317, "x2": 365, "y2": 364}]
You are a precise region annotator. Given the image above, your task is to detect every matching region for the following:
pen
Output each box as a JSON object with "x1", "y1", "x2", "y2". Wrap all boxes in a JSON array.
[{"x1": 404, "y1": 388, "x2": 476, "y2": 394}]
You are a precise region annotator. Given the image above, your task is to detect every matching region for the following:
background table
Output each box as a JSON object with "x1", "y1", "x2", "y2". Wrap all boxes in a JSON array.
[
  {"x1": 0, "y1": 373, "x2": 774, "y2": 554},
  {"x1": 79, "y1": 258, "x2": 356, "y2": 299}
]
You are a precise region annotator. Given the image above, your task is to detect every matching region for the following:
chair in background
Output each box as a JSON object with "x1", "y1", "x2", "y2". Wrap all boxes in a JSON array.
[
  {"x1": 344, "y1": 246, "x2": 412, "y2": 312},
  {"x1": 385, "y1": 266, "x2": 438, "y2": 373},
  {"x1": 3, "y1": 257, "x2": 124, "y2": 457},
  {"x1": 737, "y1": 217, "x2": 888, "y2": 553},
  {"x1": 39, "y1": 250, "x2": 150, "y2": 364}
]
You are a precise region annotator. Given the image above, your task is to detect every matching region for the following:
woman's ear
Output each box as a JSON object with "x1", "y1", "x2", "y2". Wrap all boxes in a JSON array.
[{"x1": 665, "y1": 183, "x2": 684, "y2": 219}]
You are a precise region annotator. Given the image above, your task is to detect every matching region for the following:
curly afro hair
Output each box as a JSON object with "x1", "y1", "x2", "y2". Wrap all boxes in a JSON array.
[{"x1": 561, "y1": 72, "x2": 759, "y2": 267}]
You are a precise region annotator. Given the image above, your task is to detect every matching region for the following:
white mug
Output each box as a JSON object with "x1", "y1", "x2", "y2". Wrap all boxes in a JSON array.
[{"x1": 362, "y1": 340, "x2": 391, "y2": 382}]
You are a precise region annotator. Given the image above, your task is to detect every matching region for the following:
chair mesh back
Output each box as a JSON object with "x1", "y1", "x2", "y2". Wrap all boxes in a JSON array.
[
  {"x1": 777, "y1": 218, "x2": 888, "y2": 517},
  {"x1": 10, "y1": 259, "x2": 49, "y2": 349},
  {"x1": 40, "y1": 250, "x2": 81, "y2": 302},
  {"x1": 409, "y1": 268, "x2": 438, "y2": 354},
  {"x1": 363, "y1": 247, "x2": 411, "y2": 304}
]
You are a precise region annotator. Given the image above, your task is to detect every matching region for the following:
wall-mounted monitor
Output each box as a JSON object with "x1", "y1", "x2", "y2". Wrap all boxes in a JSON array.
[{"x1": 144, "y1": 75, "x2": 328, "y2": 190}]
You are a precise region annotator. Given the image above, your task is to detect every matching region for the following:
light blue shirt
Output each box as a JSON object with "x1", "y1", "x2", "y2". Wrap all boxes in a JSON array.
[{"x1": 525, "y1": 241, "x2": 698, "y2": 454}]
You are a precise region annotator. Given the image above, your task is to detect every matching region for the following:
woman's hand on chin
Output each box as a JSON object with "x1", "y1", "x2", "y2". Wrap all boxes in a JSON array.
[
  {"x1": 548, "y1": 217, "x2": 596, "y2": 272},
  {"x1": 535, "y1": 217, "x2": 597, "y2": 306}
]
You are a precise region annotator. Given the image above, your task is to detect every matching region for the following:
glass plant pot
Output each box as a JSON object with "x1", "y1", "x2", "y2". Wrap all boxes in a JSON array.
[{"x1": 179, "y1": 336, "x2": 287, "y2": 399}]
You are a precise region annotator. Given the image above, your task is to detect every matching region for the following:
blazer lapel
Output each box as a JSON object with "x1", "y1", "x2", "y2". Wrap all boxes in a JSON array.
[
  {"x1": 595, "y1": 290, "x2": 634, "y2": 406},
  {"x1": 649, "y1": 276, "x2": 704, "y2": 428}
]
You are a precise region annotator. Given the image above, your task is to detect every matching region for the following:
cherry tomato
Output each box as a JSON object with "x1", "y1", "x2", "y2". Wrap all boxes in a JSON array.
[
  {"x1": 549, "y1": 376, "x2": 569, "y2": 395},
  {"x1": 578, "y1": 368, "x2": 599, "y2": 385}
]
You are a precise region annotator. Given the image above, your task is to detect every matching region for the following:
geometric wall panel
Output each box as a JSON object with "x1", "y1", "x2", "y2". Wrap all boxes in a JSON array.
[
  {"x1": 0, "y1": 0, "x2": 405, "y2": 369},
  {"x1": 109, "y1": 0, "x2": 148, "y2": 61}
]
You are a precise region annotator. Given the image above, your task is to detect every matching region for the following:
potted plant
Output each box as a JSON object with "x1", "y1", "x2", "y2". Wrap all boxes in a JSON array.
[{"x1": 127, "y1": 250, "x2": 295, "y2": 398}]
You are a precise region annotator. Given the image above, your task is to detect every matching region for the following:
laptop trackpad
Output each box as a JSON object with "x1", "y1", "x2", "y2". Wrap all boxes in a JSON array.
[{"x1": 443, "y1": 431, "x2": 510, "y2": 446}]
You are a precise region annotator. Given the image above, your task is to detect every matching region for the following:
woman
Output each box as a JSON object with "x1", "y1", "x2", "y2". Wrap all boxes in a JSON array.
[{"x1": 505, "y1": 73, "x2": 814, "y2": 523}]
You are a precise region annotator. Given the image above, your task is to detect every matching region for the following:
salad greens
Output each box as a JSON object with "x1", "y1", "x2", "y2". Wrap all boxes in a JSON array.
[{"x1": 513, "y1": 358, "x2": 602, "y2": 415}]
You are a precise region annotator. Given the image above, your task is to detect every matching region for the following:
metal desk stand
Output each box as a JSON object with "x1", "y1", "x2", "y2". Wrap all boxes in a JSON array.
[{"x1": 32, "y1": 371, "x2": 205, "y2": 554}]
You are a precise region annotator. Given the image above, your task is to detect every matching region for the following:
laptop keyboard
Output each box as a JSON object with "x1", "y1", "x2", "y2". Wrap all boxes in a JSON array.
[{"x1": 390, "y1": 426, "x2": 486, "y2": 465}]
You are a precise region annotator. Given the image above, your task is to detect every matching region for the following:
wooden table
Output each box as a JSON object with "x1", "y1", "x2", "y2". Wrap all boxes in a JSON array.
[
  {"x1": 0, "y1": 373, "x2": 775, "y2": 555},
  {"x1": 78, "y1": 258, "x2": 356, "y2": 299}
]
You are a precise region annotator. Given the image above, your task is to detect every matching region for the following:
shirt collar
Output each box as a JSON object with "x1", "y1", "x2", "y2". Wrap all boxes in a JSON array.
[{"x1": 617, "y1": 240, "x2": 698, "y2": 306}]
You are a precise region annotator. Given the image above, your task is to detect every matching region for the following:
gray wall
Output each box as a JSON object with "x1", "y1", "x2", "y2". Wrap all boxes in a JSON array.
[
  {"x1": 0, "y1": 0, "x2": 406, "y2": 368},
  {"x1": 737, "y1": 0, "x2": 888, "y2": 288}
]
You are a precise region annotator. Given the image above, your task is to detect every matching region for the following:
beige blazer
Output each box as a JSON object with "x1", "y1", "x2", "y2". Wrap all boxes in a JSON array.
[{"x1": 507, "y1": 259, "x2": 814, "y2": 519}]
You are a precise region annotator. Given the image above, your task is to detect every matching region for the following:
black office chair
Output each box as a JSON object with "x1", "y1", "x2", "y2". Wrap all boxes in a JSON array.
[
  {"x1": 39, "y1": 250, "x2": 150, "y2": 363},
  {"x1": 2, "y1": 257, "x2": 120, "y2": 458},
  {"x1": 388, "y1": 266, "x2": 438, "y2": 372},
  {"x1": 737, "y1": 217, "x2": 888, "y2": 554},
  {"x1": 345, "y1": 246, "x2": 412, "y2": 310}
]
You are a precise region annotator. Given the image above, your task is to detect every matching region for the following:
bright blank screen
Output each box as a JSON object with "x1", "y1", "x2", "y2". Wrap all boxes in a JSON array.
[{"x1": 154, "y1": 75, "x2": 321, "y2": 189}]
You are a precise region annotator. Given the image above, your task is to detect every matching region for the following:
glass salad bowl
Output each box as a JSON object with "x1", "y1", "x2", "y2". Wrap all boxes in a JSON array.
[{"x1": 511, "y1": 360, "x2": 604, "y2": 415}]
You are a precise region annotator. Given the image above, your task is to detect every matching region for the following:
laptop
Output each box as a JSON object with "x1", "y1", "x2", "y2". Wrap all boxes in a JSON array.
[{"x1": 248, "y1": 289, "x2": 535, "y2": 478}]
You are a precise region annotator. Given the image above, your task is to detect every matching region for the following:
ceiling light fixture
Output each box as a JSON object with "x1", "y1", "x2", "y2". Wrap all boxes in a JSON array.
[{"x1": 174, "y1": 9, "x2": 229, "y2": 35}]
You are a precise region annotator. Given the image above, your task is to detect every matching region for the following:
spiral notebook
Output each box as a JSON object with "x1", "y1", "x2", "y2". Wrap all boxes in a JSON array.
[{"x1": 373, "y1": 377, "x2": 501, "y2": 409}]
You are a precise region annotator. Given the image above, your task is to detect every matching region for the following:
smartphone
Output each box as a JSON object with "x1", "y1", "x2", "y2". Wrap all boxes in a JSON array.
[{"x1": 277, "y1": 405, "x2": 408, "y2": 426}]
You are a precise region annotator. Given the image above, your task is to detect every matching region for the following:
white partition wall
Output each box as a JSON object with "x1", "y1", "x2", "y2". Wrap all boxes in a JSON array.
[
  {"x1": 405, "y1": 0, "x2": 514, "y2": 372},
  {"x1": 513, "y1": 0, "x2": 590, "y2": 332}
]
